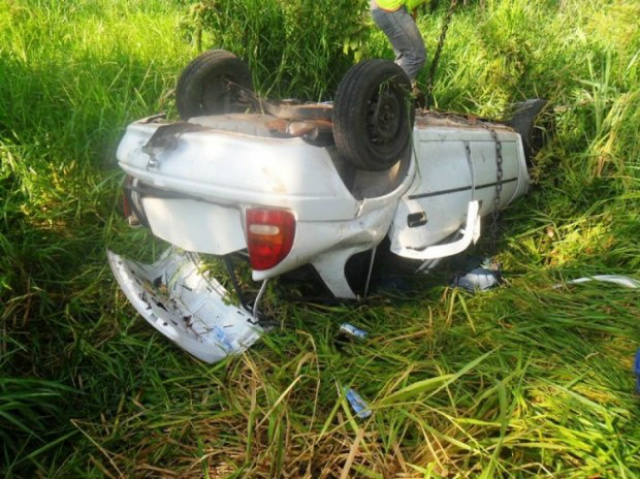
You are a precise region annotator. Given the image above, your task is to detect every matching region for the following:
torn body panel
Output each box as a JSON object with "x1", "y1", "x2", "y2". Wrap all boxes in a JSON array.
[{"x1": 108, "y1": 248, "x2": 262, "y2": 363}]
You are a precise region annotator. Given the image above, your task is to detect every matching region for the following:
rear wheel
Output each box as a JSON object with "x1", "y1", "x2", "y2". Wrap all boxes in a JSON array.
[
  {"x1": 176, "y1": 50, "x2": 254, "y2": 120},
  {"x1": 333, "y1": 60, "x2": 414, "y2": 171}
]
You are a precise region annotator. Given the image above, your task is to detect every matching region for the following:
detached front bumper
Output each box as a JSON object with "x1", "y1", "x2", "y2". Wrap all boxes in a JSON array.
[{"x1": 108, "y1": 248, "x2": 262, "y2": 363}]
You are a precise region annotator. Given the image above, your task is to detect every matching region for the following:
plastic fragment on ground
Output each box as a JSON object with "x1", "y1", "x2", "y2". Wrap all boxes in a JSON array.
[
  {"x1": 451, "y1": 257, "x2": 502, "y2": 292},
  {"x1": 108, "y1": 247, "x2": 262, "y2": 363},
  {"x1": 556, "y1": 275, "x2": 640, "y2": 289},
  {"x1": 339, "y1": 323, "x2": 368, "y2": 340},
  {"x1": 344, "y1": 387, "x2": 372, "y2": 419}
]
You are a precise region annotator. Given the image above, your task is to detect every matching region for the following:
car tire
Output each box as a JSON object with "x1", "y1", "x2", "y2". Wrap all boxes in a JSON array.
[
  {"x1": 333, "y1": 60, "x2": 414, "y2": 171},
  {"x1": 176, "y1": 50, "x2": 254, "y2": 120},
  {"x1": 507, "y1": 99, "x2": 553, "y2": 163}
]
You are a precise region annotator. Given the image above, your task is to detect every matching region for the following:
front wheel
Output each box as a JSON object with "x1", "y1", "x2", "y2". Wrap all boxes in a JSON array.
[{"x1": 332, "y1": 60, "x2": 414, "y2": 171}]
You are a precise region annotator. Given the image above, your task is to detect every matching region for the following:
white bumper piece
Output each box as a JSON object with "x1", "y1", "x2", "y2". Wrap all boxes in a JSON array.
[{"x1": 108, "y1": 248, "x2": 262, "y2": 363}]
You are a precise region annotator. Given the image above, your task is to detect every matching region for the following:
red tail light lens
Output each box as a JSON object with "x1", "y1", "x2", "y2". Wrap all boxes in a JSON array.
[{"x1": 246, "y1": 208, "x2": 296, "y2": 270}]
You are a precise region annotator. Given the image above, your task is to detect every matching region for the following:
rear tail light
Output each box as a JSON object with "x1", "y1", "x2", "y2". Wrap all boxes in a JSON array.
[{"x1": 246, "y1": 208, "x2": 296, "y2": 270}]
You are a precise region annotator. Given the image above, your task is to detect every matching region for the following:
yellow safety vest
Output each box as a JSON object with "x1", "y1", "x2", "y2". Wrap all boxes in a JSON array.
[{"x1": 375, "y1": 0, "x2": 427, "y2": 11}]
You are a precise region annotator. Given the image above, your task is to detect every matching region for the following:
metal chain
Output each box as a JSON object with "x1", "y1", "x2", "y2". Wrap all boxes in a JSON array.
[
  {"x1": 487, "y1": 127, "x2": 504, "y2": 254},
  {"x1": 425, "y1": 0, "x2": 458, "y2": 109}
]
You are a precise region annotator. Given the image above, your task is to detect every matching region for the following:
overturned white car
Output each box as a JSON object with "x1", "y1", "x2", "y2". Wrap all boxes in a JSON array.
[{"x1": 109, "y1": 50, "x2": 549, "y2": 362}]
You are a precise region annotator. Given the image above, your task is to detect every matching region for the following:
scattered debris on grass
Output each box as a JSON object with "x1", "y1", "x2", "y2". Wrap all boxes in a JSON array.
[
  {"x1": 338, "y1": 323, "x2": 368, "y2": 340},
  {"x1": 451, "y1": 257, "x2": 502, "y2": 293},
  {"x1": 344, "y1": 387, "x2": 372, "y2": 419},
  {"x1": 555, "y1": 275, "x2": 640, "y2": 289}
]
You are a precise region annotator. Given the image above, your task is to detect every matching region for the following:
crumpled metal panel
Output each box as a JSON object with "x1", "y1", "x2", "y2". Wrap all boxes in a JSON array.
[{"x1": 108, "y1": 248, "x2": 262, "y2": 363}]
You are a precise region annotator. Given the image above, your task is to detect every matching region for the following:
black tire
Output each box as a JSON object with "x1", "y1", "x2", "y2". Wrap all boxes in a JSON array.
[
  {"x1": 333, "y1": 60, "x2": 414, "y2": 171},
  {"x1": 507, "y1": 99, "x2": 554, "y2": 163},
  {"x1": 176, "y1": 50, "x2": 254, "y2": 120}
]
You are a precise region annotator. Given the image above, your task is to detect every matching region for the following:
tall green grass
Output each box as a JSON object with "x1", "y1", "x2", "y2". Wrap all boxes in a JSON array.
[
  {"x1": 180, "y1": 0, "x2": 371, "y2": 99},
  {"x1": 1, "y1": 0, "x2": 639, "y2": 477}
]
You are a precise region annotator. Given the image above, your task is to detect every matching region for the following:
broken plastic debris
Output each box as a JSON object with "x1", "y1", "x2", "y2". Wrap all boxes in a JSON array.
[
  {"x1": 555, "y1": 275, "x2": 640, "y2": 289},
  {"x1": 452, "y1": 257, "x2": 501, "y2": 292},
  {"x1": 344, "y1": 387, "x2": 372, "y2": 419},
  {"x1": 108, "y1": 247, "x2": 262, "y2": 363},
  {"x1": 339, "y1": 323, "x2": 368, "y2": 340}
]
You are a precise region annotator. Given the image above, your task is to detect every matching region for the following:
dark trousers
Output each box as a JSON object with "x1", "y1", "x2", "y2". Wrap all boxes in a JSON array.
[{"x1": 371, "y1": 3, "x2": 427, "y2": 82}]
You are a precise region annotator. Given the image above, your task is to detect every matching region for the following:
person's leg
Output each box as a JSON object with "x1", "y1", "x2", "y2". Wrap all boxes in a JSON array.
[{"x1": 371, "y1": 6, "x2": 426, "y2": 82}]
